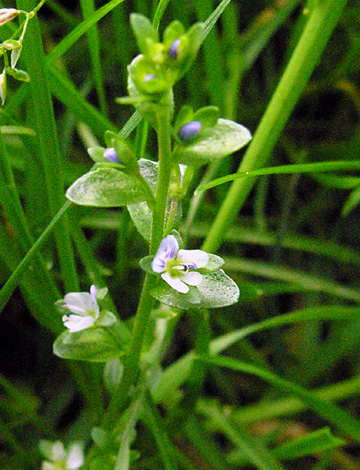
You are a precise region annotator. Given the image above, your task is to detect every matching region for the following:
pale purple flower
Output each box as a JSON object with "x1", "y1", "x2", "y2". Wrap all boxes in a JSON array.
[
  {"x1": 152, "y1": 235, "x2": 209, "y2": 294},
  {"x1": 62, "y1": 285, "x2": 100, "y2": 333}
]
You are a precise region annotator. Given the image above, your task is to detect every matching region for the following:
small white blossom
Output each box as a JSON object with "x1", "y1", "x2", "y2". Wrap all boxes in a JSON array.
[
  {"x1": 41, "y1": 441, "x2": 84, "y2": 470},
  {"x1": 152, "y1": 235, "x2": 209, "y2": 294},
  {"x1": 61, "y1": 285, "x2": 100, "y2": 333}
]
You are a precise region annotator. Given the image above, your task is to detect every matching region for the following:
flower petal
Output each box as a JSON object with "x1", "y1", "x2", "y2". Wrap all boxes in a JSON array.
[
  {"x1": 63, "y1": 292, "x2": 95, "y2": 316},
  {"x1": 182, "y1": 271, "x2": 203, "y2": 286},
  {"x1": 67, "y1": 443, "x2": 84, "y2": 470},
  {"x1": 89, "y1": 285, "x2": 100, "y2": 317},
  {"x1": 62, "y1": 314, "x2": 95, "y2": 333},
  {"x1": 177, "y1": 249, "x2": 209, "y2": 269},
  {"x1": 49, "y1": 441, "x2": 65, "y2": 461},
  {"x1": 161, "y1": 272, "x2": 189, "y2": 293},
  {"x1": 152, "y1": 235, "x2": 179, "y2": 273}
]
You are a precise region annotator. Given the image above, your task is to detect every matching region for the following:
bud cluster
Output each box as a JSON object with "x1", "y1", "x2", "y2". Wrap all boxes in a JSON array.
[{"x1": 128, "y1": 14, "x2": 204, "y2": 97}]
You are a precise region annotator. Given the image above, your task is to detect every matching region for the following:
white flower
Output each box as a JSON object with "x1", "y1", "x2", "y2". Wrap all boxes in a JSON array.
[
  {"x1": 61, "y1": 285, "x2": 100, "y2": 333},
  {"x1": 152, "y1": 235, "x2": 209, "y2": 294},
  {"x1": 41, "y1": 441, "x2": 84, "y2": 470}
]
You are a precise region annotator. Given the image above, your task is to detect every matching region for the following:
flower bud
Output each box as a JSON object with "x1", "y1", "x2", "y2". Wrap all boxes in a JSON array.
[
  {"x1": 103, "y1": 147, "x2": 121, "y2": 164},
  {"x1": 168, "y1": 39, "x2": 181, "y2": 59},
  {"x1": 0, "y1": 8, "x2": 19, "y2": 27},
  {"x1": 178, "y1": 120, "x2": 202, "y2": 142}
]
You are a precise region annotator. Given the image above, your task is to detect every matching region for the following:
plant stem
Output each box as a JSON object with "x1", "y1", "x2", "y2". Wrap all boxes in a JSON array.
[
  {"x1": 150, "y1": 107, "x2": 173, "y2": 253},
  {"x1": 104, "y1": 104, "x2": 173, "y2": 428},
  {"x1": 202, "y1": 0, "x2": 348, "y2": 253}
]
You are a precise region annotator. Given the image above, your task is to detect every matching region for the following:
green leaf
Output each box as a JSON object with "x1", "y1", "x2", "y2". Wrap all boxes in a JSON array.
[
  {"x1": 151, "y1": 270, "x2": 239, "y2": 309},
  {"x1": 5, "y1": 67, "x2": 30, "y2": 82},
  {"x1": 195, "y1": 160, "x2": 360, "y2": 194},
  {"x1": 53, "y1": 327, "x2": 126, "y2": 362},
  {"x1": 198, "y1": 402, "x2": 286, "y2": 470},
  {"x1": 342, "y1": 184, "x2": 360, "y2": 216},
  {"x1": 127, "y1": 159, "x2": 158, "y2": 240},
  {"x1": 196, "y1": 270, "x2": 239, "y2": 308},
  {"x1": 173, "y1": 119, "x2": 252, "y2": 165},
  {"x1": 96, "y1": 310, "x2": 117, "y2": 328},
  {"x1": 103, "y1": 358, "x2": 124, "y2": 395},
  {"x1": 66, "y1": 167, "x2": 147, "y2": 207},
  {"x1": 200, "y1": 254, "x2": 224, "y2": 272},
  {"x1": 193, "y1": 105, "x2": 220, "y2": 129},
  {"x1": 91, "y1": 427, "x2": 112, "y2": 450},
  {"x1": 273, "y1": 427, "x2": 345, "y2": 461},
  {"x1": 151, "y1": 284, "x2": 202, "y2": 310},
  {"x1": 201, "y1": 355, "x2": 360, "y2": 444},
  {"x1": 163, "y1": 20, "x2": 185, "y2": 46},
  {"x1": 130, "y1": 13, "x2": 158, "y2": 55},
  {"x1": 139, "y1": 255, "x2": 155, "y2": 274}
]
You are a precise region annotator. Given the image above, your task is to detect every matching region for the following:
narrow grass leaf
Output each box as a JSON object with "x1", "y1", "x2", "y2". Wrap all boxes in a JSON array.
[
  {"x1": 272, "y1": 427, "x2": 345, "y2": 460},
  {"x1": 198, "y1": 401, "x2": 286, "y2": 470},
  {"x1": 196, "y1": 160, "x2": 360, "y2": 194},
  {"x1": 201, "y1": 355, "x2": 360, "y2": 443}
]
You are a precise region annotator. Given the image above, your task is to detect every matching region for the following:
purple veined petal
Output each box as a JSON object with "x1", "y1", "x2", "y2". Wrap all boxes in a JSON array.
[
  {"x1": 152, "y1": 235, "x2": 179, "y2": 273},
  {"x1": 62, "y1": 314, "x2": 95, "y2": 333},
  {"x1": 177, "y1": 249, "x2": 209, "y2": 269},
  {"x1": 63, "y1": 292, "x2": 95, "y2": 316},
  {"x1": 161, "y1": 272, "x2": 189, "y2": 294},
  {"x1": 182, "y1": 271, "x2": 202, "y2": 287},
  {"x1": 90, "y1": 285, "x2": 100, "y2": 317}
]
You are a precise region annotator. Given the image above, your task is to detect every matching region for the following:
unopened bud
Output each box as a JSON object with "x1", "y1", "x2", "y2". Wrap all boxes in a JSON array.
[
  {"x1": 178, "y1": 121, "x2": 202, "y2": 142},
  {"x1": 168, "y1": 39, "x2": 181, "y2": 59},
  {"x1": 103, "y1": 147, "x2": 121, "y2": 164}
]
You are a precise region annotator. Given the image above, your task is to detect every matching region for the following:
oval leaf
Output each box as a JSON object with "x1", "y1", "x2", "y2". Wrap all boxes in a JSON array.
[
  {"x1": 197, "y1": 270, "x2": 240, "y2": 308},
  {"x1": 66, "y1": 167, "x2": 147, "y2": 207},
  {"x1": 127, "y1": 159, "x2": 157, "y2": 240},
  {"x1": 151, "y1": 284, "x2": 201, "y2": 310},
  {"x1": 150, "y1": 269, "x2": 239, "y2": 309},
  {"x1": 173, "y1": 119, "x2": 252, "y2": 165},
  {"x1": 53, "y1": 327, "x2": 125, "y2": 362}
]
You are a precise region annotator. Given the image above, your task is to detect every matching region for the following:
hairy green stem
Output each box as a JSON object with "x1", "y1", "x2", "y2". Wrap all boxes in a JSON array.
[{"x1": 202, "y1": 0, "x2": 348, "y2": 253}]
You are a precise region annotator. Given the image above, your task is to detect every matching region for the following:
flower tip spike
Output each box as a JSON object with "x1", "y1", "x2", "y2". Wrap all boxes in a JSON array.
[
  {"x1": 178, "y1": 121, "x2": 202, "y2": 142},
  {"x1": 103, "y1": 147, "x2": 121, "y2": 164}
]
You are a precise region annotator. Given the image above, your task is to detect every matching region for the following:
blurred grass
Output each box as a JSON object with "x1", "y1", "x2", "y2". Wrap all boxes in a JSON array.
[{"x1": 1, "y1": 0, "x2": 360, "y2": 469}]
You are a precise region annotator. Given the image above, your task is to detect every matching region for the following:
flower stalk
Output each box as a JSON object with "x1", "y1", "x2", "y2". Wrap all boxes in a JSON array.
[{"x1": 104, "y1": 104, "x2": 173, "y2": 428}]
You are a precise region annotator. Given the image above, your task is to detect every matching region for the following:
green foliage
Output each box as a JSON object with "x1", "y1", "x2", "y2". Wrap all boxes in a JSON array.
[
  {"x1": 66, "y1": 167, "x2": 149, "y2": 207},
  {"x1": 1, "y1": 0, "x2": 360, "y2": 469}
]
